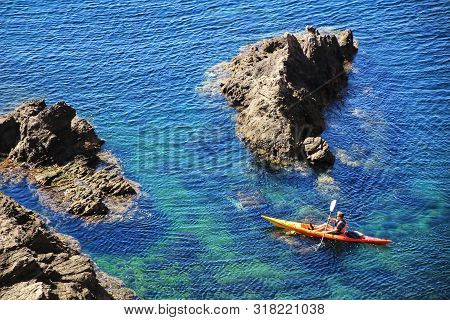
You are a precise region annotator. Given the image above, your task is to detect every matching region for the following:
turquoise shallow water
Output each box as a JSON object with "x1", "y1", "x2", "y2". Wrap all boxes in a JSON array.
[{"x1": 0, "y1": 0, "x2": 449, "y2": 299}]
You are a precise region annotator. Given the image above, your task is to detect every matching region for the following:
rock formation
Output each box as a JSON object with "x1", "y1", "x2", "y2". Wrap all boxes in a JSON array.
[
  {"x1": 219, "y1": 26, "x2": 358, "y2": 168},
  {"x1": 0, "y1": 192, "x2": 135, "y2": 299},
  {"x1": 0, "y1": 99, "x2": 138, "y2": 219},
  {"x1": 4, "y1": 100, "x2": 103, "y2": 165}
]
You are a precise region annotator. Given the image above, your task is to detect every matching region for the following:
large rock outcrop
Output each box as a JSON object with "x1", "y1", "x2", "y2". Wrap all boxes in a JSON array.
[
  {"x1": 3, "y1": 100, "x2": 103, "y2": 165},
  {"x1": 219, "y1": 26, "x2": 358, "y2": 168},
  {"x1": 0, "y1": 100, "x2": 138, "y2": 219},
  {"x1": 0, "y1": 192, "x2": 135, "y2": 300}
]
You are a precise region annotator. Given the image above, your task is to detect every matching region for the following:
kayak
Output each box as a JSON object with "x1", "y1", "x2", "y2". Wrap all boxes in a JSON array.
[{"x1": 261, "y1": 215, "x2": 392, "y2": 245}]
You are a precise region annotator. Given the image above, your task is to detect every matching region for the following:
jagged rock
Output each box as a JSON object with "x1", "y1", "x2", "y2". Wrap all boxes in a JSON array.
[
  {"x1": 0, "y1": 248, "x2": 43, "y2": 286},
  {"x1": 0, "y1": 100, "x2": 138, "y2": 219},
  {"x1": 7, "y1": 100, "x2": 104, "y2": 165},
  {"x1": 67, "y1": 187, "x2": 109, "y2": 217},
  {"x1": 0, "y1": 192, "x2": 135, "y2": 300},
  {"x1": 219, "y1": 26, "x2": 357, "y2": 168},
  {"x1": 338, "y1": 29, "x2": 358, "y2": 60},
  {"x1": 303, "y1": 136, "x2": 335, "y2": 168},
  {"x1": 0, "y1": 280, "x2": 52, "y2": 300},
  {"x1": 30, "y1": 155, "x2": 138, "y2": 219},
  {"x1": 71, "y1": 117, "x2": 105, "y2": 156},
  {"x1": 0, "y1": 101, "x2": 139, "y2": 299},
  {"x1": 88, "y1": 166, "x2": 138, "y2": 196}
]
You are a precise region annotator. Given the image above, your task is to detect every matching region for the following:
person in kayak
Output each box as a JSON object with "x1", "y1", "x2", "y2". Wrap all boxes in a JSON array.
[{"x1": 314, "y1": 211, "x2": 347, "y2": 234}]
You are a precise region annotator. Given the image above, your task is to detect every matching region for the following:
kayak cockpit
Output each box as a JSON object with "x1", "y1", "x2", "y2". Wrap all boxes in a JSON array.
[{"x1": 344, "y1": 230, "x2": 364, "y2": 239}]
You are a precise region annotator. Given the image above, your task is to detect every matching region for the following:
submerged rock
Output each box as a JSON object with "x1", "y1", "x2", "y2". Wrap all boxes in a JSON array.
[
  {"x1": 0, "y1": 100, "x2": 138, "y2": 219},
  {"x1": 219, "y1": 26, "x2": 357, "y2": 168},
  {"x1": 0, "y1": 192, "x2": 135, "y2": 299},
  {"x1": 31, "y1": 154, "x2": 138, "y2": 218}
]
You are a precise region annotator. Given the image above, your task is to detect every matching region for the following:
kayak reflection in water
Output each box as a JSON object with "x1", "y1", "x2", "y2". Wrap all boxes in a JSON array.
[{"x1": 313, "y1": 211, "x2": 347, "y2": 235}]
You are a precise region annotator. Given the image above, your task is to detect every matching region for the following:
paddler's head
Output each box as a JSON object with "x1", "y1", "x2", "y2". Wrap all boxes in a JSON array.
[{"x1": 337, "y1": 211, "x2": 344, "y2": 219}]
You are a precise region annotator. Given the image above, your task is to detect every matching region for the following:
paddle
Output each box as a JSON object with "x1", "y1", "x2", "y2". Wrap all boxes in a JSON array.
[{"x1": 315, "y1": 199, "x2": 337, "y2": 250}]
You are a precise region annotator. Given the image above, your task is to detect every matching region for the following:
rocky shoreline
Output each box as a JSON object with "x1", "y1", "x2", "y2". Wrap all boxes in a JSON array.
[
  {"x1": 0, "y1": 100, "x2": 139, "y2": 219},
  {"x1": 219, "y1": 26, "x2": 358, "y2": 169},
  {"x1": 0, "y1": 192, "x2": 135, "y2": 299},
  {"x1": 0, "y1": 99, "x2": 138, "y2": 299}
]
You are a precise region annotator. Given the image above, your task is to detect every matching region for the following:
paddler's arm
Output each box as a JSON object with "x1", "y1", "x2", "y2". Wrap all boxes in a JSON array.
[
  {"x1": 328, "y1": 217, "x2": 337, "y2": 224},
  {"x1": 324, "y1": 227, "x2": 338, "y2": 234}
]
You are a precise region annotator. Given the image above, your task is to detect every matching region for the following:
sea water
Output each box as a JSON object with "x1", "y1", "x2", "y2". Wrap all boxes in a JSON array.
[{"x1": 0, "y1": 0, "x2": 449, "y2": 299}]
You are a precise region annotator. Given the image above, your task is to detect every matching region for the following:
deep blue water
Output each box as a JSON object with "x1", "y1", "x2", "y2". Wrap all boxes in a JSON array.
[{"x1": 0, "y1": 0, "x2": 449, "y2": 299}]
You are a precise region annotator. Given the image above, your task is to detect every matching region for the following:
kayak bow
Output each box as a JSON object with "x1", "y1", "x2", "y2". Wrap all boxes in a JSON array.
[{"x1": 262, "y1": 215, "x2": 392, "y2": 245}]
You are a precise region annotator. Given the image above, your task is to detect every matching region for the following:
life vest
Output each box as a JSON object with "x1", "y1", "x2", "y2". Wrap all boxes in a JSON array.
[{"x1": 335, "y1": 219, "x2": 347, "y2": 234}]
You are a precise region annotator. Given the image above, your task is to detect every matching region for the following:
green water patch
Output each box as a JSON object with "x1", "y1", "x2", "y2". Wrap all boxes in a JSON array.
[
  {"x1": 409, "y1": 178, "x2": 448, "y2": 227},
  {"x1": 96, "y1": 170, "x2": 238, "y2": 298},
  {"x1": 326, "y1": 277, "x2": 364, "y2": 299},
  {"x1": 214, "y1": 260, "x2": 301, "y2": 299}
]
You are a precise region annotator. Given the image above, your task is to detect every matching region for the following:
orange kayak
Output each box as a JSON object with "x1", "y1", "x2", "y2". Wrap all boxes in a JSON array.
[{"x1": 262, "y1": 215, "x2": 392, "y2": 245}]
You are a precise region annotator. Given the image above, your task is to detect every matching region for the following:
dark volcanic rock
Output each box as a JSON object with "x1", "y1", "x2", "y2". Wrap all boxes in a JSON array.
[
  {"x1": 0, "y1": 115, "x2": 19, "y2": 157},
  {"x1": 0, "y1": 100, "x2": 138, "y2": 219},
  {"x1": 0, "y1": 192, "x2": 135, "y2": 300},
  {"x1": 219, "y1": 26, "x2": 358, "y2": 168}
]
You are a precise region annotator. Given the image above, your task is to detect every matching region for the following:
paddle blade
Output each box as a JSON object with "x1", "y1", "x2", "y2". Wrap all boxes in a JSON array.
[{"x1": 330, "y1": 199, "x2": 337, "y2": 212}]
